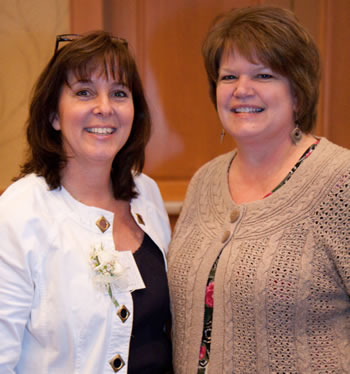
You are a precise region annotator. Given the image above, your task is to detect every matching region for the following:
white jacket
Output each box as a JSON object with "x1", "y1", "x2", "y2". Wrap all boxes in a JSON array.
[{"x1": 0, "y1": 173, "x2": 171, "y2": 373}]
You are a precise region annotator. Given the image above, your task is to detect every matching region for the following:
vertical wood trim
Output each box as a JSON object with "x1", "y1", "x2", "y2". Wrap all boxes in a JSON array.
[
  {"x1": 136, "y1": 0, "x2": 146, "y2": 77},
  {"x1": 136, "y1": 0, "x2": 144, "y2": 58},
  {"x1": 319, "y1": 0, "x2": 332, "y2": 138}
]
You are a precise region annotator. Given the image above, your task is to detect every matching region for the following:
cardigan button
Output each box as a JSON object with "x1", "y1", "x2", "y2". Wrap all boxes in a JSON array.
[
  {"x1": 221, "y1": 230, "x2": 231, "y2": 243},
  {"x1": 109, "y1": 354, "x2": 125, "y2": 372},
  {"x1": 230, "y1": 209, "x2": 240, "y2": 223}
]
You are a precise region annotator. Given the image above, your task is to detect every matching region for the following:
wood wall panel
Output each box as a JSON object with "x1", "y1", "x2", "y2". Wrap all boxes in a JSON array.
[
  {"x1": 324, "y1": 0, "x2": 350, "y2": 148},
  {"x1": 70, "y1": 0, "x2": 104, "y2": 33},
  {"x1": 293, "y1": 0, "x2": 350, "y2": 147},
  {"x1": 0, "y1": 0, "x2": 70, "y2": 192},
  {"x1": 70, "y1": 0, "x2": 350, "y2": 211}
]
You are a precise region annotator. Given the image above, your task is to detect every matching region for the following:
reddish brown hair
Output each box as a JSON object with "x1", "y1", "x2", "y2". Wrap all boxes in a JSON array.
[{"x1": 202, "y1": 6, "x2": 321, "y2": 132}]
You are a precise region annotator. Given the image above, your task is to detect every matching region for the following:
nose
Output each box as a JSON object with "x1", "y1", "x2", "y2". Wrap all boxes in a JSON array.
[
  {"x1": 93, "y1": 94, "x2": 113, "y2": 116},
  {"x1": 233, "y1": 76, "x2": 254, "y2": 98}
]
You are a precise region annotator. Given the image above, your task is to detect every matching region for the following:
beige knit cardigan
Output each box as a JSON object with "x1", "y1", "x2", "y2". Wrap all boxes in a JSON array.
[{"x1": 168, "y1": 138, "x2": 350, "y2": 374}]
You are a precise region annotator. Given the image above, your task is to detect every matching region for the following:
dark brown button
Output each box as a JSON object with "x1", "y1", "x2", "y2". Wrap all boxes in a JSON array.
[
  {"x1": 221, "y1": 230, "x2": 231, "y2": 243},
  {"x1": 109, "y1": 354, "x2": 125, "y2": 372},
  {"x1": 230, "y1": 210, "x2": 240, "y2": 223},
  {"x1": 117, "y1": 305, "x2": 130, "y2": 323},
  {"x1": 96, "y1": 216, "x2": 110, "y2": 233}
]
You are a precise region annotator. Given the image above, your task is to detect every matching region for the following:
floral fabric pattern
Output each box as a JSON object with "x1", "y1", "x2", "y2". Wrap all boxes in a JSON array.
[{"x1": 198, "y1": 257, "x2": 218, "y2": 373}]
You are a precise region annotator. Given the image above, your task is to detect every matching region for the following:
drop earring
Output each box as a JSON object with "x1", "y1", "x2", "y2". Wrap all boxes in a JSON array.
[
  {"x1": 290, "y1": 123, "x2": 302, "y2": 145},
  {"x1": 220, "y1": 128, "x2": 225, "y2": 144}
]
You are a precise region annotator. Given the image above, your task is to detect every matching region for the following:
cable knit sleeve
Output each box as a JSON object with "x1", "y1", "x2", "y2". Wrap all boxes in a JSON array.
[{"x1": 312, "y1": 170, "x2": 350, "y2": 296}]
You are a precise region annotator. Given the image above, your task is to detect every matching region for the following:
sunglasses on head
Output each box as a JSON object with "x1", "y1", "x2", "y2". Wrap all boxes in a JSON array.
[{"x1": 54, "y1": 33, "x2": 128, "y2": 55}]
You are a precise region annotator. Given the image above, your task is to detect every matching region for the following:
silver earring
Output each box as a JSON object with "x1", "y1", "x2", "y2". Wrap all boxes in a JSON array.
[
  {"x1": 290, "y1": 124, "x2": 302, "y2": 144},
  {"x1": 220, "y1": 128, "x2": 225, "y2": 144}
]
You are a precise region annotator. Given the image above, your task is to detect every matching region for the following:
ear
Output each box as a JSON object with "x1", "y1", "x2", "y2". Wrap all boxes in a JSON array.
[
  {"x1": 291, "y1": 86, "x2": 298, "y2": 112},
  {"x1": 51, "y1": 113, "x2": 61, "y2": 131},
  {"x1": 293, "y1": 96, "x2": 298, "y2": 112}
]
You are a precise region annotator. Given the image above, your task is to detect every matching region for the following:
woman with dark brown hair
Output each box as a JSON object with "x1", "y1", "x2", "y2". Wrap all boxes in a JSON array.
[
  {"x1": 0, "y1": 31, "x2": 172, "y2": 374},
  {"x1": 168, "y1": 6, "x2": 350, "y2": 373}
]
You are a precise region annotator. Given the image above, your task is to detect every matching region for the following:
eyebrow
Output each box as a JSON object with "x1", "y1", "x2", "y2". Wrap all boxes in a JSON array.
[
  {"x1": 219, "y1": 63, "x2": 271, "y2": 72},
  {"x1": 68, "y1": 79, "x2": 130, "y2": 90}
]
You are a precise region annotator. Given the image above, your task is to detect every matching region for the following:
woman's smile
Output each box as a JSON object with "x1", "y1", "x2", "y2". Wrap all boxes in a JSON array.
[
  {"x1": 85, "y1": 127, "x2": 117, "y2": 135},
  {"x1": 231, "y1": 106, "x2": 265, "y2": 114}
]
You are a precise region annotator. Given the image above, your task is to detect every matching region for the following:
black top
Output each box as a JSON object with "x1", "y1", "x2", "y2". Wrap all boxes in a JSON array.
[{"x1": 128, "y1": 234, "x2": 173, "y2": 374}]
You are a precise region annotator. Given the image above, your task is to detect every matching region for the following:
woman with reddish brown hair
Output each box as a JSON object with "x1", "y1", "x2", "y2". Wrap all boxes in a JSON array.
[
  {"x1": 0, "y1": 31, "x2": 173, "y2": 374},
  {"x1": 168, "y1": 6, "x2": 350, "y2": 374}
]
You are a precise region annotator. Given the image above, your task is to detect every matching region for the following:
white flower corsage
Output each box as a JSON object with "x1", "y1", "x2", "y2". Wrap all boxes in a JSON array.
[{"x1": 89, "y1": 244, "x2": 126, "y2": 307}]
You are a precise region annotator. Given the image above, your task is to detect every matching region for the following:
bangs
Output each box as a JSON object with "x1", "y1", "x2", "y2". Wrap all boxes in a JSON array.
[
  {"x1": 223, "y1": 39, "x2": 261, "y2": 66},
  {"x1": 64, "y1": 51, "x2": 133, "y2": 88},
  {"x1": 221, "y1": 24, "x2": 289, "y2": 76}
]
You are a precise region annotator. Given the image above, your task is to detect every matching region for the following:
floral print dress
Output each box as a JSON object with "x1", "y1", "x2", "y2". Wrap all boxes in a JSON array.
[{"x1": 197, "y1": 140, "x2": 320, "y2": 373}]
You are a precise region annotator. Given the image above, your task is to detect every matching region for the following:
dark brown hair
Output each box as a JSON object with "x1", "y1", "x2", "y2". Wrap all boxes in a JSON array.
[
  {"x1": 202, "y1": 6, "x2": 321, "y2": 132},
  {"x1": 17, "y1": 30, "x2": 151, "y2": 200}
]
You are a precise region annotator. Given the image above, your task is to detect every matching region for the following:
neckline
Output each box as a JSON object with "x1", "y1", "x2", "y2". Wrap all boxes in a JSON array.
[
  {"x1": 132, "y1": 233, "x2": 148, "y2": 258},
  {"x1": 59, "y1": 184, "x2": 115, "y2": 231},
  {"x1": 264, "y1": 138, "x2": 320, "y2": 198},
  {"x1": 222, "y1": 137, "x2": 326, "y2": 211}
]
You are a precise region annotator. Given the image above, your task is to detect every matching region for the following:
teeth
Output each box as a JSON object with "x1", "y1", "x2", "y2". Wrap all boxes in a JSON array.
[
  {"x1": 233, "y1": 107, "x2": 263, "y2": 113},
  {"x1": 87, "y1": 128, "x2": 114, "y2": 134}
]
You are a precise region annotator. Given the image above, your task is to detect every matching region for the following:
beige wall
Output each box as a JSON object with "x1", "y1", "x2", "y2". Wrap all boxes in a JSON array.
[{"x1": 0, "y1": 0, "x2": 69, "y2": 191}]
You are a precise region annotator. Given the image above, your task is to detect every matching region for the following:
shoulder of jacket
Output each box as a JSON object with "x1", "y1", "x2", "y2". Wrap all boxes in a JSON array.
[
  {"x1": 133, "y1": 172, "x2": 157, "y2": 190},
  {"x1": 0, "y1": 174, "x2": 48, "y2": 205},
  {"x1": 133, "y1": 172, "x2": 161, "y2": 201},
  {"x1": 0, "y1": 174, "x2": 59, "y2": 224}
]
